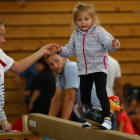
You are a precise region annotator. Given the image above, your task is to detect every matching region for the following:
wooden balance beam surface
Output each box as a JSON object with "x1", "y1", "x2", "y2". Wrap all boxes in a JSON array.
[
  {"x1": 28, "y1": 113, "x2": 140, "y2": 140},
  {"x1": 0, "y1": 130, "x2": 42, "y2": 140}
]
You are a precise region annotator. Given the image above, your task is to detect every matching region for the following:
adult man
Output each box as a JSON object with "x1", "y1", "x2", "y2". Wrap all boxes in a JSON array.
[
  {"x1": 107, "y1": 55, "x2": 123, "y2": 102},
  {"x1": 46, "y1": 54, "x2": 101, "y2": 120},
  {"x1": 42, "y1": 54, "x2": 101, "y2": 140},
  {"x1": 106, "y1": 55, "x2": 123, "y2": 130}
]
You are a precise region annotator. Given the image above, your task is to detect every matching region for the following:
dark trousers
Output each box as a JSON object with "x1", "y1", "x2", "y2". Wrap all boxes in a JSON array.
[{"x1": 80, "y1": 72, "x2": 110, "y2": 118}]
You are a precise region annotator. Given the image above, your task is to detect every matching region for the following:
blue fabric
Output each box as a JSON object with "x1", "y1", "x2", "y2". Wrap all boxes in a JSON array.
[
  {"x1": 111, "y1": 111, "x2": 117, "y2": 130},
  {"x1": 19, "y1": 63, "x2": 38, "y2": 90},
  {"x1": 42, "y1": 135, "x2": 52, "y2": 140},
  {"x1": 56, "y1": 59, "x2": 79, "y2": 90},
  {"x1": 56, "y1": 59, "x2": 101, "y2": 108}
]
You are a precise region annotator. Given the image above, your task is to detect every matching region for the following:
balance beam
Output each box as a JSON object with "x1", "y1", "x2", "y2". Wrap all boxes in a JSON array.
[
  {"x1": 28, "y1": 113, "x2": 140, "y2": 140},
  {"x1": 0, "y1": 130, "x2": 42, "y2": 140}
]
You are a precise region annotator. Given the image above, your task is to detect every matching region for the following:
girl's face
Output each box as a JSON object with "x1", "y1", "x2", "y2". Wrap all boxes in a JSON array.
[
  {"x1": 76, "y1": 10, "x2": 95, "y2": 31},
  {"x1": 0, "y1": 25, "x2": 5, "y2": 47}
]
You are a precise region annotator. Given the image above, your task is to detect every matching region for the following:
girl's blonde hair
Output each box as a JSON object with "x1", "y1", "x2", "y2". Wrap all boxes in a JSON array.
[{"x1": 72, "y1": 2, "x2": 100, "y2": 28}]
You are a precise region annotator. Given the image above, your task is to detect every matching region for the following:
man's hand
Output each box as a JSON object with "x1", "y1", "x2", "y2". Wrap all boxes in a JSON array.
[
  {"x1": 0, "y1": 120, "x2": 12, "y2": 131},
  {"x1": 23, "y1": 90, "x2": 31, "y2": 96},
  {"x1": 28, "y1": 102, "x2": 34, "y2": 111},
  {"x1": 112, "y1": 39, "x2": 119, "y2": 49}
]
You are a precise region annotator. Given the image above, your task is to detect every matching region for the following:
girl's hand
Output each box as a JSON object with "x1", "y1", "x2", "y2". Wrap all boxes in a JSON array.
[
  {"x1": 112, "y1": 39, "x2": 119, "y2": 49},
  {"x1": 57, "y1": 45, "x2": 62, "y2": 54},
  {"x1": 41, "y1": 44, "x2": 60, "y2": 55},
  {"x1": 0, "y1": 120, "x2": 12, "y2": 131},
  {"x1": 51, "y1": 45, "x2": 62, "y2": 54}
]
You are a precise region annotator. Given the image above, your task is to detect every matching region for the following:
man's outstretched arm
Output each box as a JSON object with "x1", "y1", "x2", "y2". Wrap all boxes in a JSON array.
[
  {"x1": 61, "y1": 88, "x2": 76, "y2": 120},
  {"x1": 48, "y1": 88, "x2": 64, "y2": 117}
]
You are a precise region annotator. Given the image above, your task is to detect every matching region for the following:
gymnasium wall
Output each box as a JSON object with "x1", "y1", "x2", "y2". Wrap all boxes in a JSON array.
[{"x1": 0, "y1": 0, "x2": 140, "y2": 125}]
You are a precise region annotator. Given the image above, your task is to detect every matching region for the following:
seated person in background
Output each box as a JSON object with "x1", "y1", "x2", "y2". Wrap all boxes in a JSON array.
[
  {"x1": 107, "y1": 55, "x2": 123, "y2": 104},
  {"x1": 123, "y1": 84, "x2": 140, "y2": 115},
  {"x1": 116, "y1": 109, "x2": 135, "y2": 134},
  {"x1": 43, "y1": 54, "x2": 98, "y2": 140},
  {"x1": 14, "y1": 63, "x2": 38, "y2": 106},
  {"x1": 123, "y1": 83, "x2": 140, "y2": 135},
  {"x1": 106, "y1": 55, "x2": 124, "y2": 130},
  {"x1": 44, "y1": 54, "x2": 119, "y2": 140},
  {"x1": 46, "y1": 54, "x2": 101, "y2": 120},
  {"x1": 29, "y1": 56, "x2": 56, "y2": 115}
]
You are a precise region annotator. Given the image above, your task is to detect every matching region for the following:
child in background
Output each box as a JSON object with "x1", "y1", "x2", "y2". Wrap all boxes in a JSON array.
[
  {"x1": 117, "y1": 110, "x2": 135, "y2": 134},
  {"x1": 55, "y1": 2, "x2": 120, "y2": 129},
  {"x1": 0, "y1": 21, "x2": 58, "y2": 131},
  {"x1": 29, "y1": 56, "x2": 55, "y2": 115}
]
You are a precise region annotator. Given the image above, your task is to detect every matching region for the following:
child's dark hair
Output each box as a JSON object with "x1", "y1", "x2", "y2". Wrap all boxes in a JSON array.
[
  {"x1": 45, "y1": 55, "x2": 51, "y2": 60},
  {"x1": 37, "y1": 56, "x2": 51, "y2": 71},
  {"x1": 123, "y1": 83, "x2": 132, "y2": 92}
]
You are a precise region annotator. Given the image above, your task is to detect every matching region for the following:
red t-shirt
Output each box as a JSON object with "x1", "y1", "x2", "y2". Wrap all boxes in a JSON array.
[{"x1": 117, "y1": 111, "x2": 135, "y2": 134}]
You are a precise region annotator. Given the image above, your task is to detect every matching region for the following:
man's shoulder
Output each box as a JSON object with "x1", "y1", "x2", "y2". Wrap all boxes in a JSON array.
[
  {"x1": 64, "y1": 60, "x2": 78, "y2": 75},
  {"x1": 65, "y1": 60, "x2": 77, "y2": 69}
]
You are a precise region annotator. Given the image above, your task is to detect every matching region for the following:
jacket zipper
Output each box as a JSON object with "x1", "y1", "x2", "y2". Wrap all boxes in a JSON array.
[
  {"x1": 83, "y1": 34, "x2": 87, "y2": 74},
  {"x1": 82, "y1": 25, "x2": 92, "y2": 74}
]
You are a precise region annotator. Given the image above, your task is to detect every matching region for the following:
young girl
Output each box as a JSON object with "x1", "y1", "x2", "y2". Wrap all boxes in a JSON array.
[
  {"x1": 0, "y1": 21, "x2": 58, "y2": 131},
  {"x1": 55, "y1": 2, "x2": 120, "y2": 130}
]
